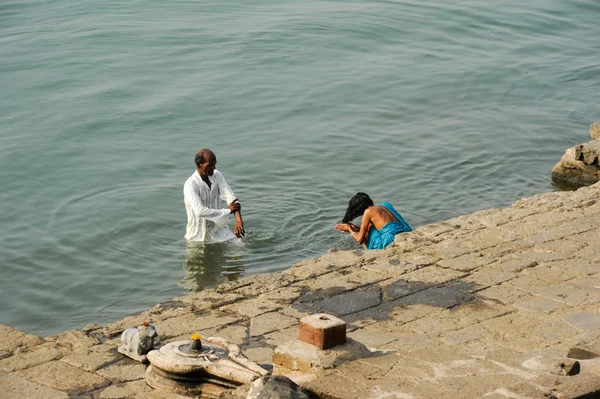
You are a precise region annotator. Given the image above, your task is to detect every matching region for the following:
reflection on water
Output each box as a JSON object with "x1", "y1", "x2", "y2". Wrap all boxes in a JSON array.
[{"x1": 180, "y1": 241, "x2": 245, "y2": 291}]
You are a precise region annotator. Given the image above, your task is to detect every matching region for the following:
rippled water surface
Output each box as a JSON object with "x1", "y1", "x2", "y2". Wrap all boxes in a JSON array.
[{"x1": 1, "y1": 0, "x2": 599, "y2": 336}]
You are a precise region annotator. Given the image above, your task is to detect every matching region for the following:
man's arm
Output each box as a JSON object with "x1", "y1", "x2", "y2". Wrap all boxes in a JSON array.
[
  {"x1": 217, "y1": 171, "x2": 245, "y2": 238},
  {"x1": 232, "y1": 203, "x2": 245, "y2": 238},
  {"x1": 184, "y1": 181, "x2": 233, "y2": 225}
]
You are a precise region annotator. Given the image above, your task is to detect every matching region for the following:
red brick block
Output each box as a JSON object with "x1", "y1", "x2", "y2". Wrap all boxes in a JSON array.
[{"x1": 299, "y1": 313, "x2": 346, "y2": 350}]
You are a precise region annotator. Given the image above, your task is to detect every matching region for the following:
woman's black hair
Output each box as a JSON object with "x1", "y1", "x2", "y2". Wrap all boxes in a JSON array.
[{"x1": 342, "y1": 192, "x2": 373, "y2": 223}]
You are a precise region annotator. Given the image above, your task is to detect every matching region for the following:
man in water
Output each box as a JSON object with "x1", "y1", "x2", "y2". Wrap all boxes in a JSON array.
[
  {"x1": 334, "y1": 192, "x2": 411, "y2": 249},
  {"x1": 183, "y1": 148, "x2": 245, "y2": 242}
]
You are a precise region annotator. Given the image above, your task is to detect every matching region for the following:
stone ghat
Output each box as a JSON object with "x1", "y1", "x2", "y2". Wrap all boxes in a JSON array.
[{"x1": 2, "y1": 182, "x2": 600, "y2": 399}]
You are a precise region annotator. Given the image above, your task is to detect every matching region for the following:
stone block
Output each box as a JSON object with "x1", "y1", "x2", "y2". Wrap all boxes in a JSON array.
[
  {"x1": 531, "y1": 373, "x2": 600, "y2": 398},
  {"x1": 221, "y1": 297, "x2": 283, "y2": 318},
  {"x1": 243, "y1": 347, "x2": 274, "y2": 367},
  {"x1": 563, "y1": 311, "x2": 600, "y2": 331},
  {"x1": 299, "y1": 370, "x2": 379, "y2": 399},
  {"x1": 299, "y1": 314, "x2": 346, "y2": 350},
  {"x1": 461, "y1": 268, "x2": 516, "y2": 291},
  {"x1": 273, "y1": 338, "x2": 370, "y2": 373},
  {"x1": 567, "y1": 339, "x2": 600, "y2": 360},
  {"x1": 259, "y1": 286, "x2": 303, "y2": 305},
  {"x1": 395, "y1": 281, "x2": 475, "y2": 309},
  {"x1": 151, "y1": 312, "x2": 242, "y2": 339},
  {"x1": 0, "y1": 324, "x2": 43, "y2": 358},
  {"x1": 17, "y1": 361, "x2": 109, "y2": 395},
  {"x1": 250, "y1": 312, "x2": 298, "y2": 337},
  {"x1": 60, "y1": 344, "x2": 120, "y2": 372},
  {"x1": 514, "y1": 296, "x2": 564, "y2": 313},
  {"x1": 437, "y1": 253, "x2": 494, "y2": 272},
  {"x1": 401, "y1": 266, "x2": 466, "y2": 285},
  {"x1": 315, "y1": 286, "x2": 381, "y2": 316},
  {"x1": 381, "y1": 278, "x2": 429, "y2": 301},
  {"x1": 434, "y1": 374, "x2": 527, "y2": 399},
  {"x1": 0, "y1": 342, "x2": 63, "y2": 372},
  {"x1": 98, "y1": 385, "x2": 133, "y2": 399},
  {"x1": 347, "y1": 328, "x2": 398, "y2": 349},
  {"x1": 0, "y1": 372, "x2": 69, "y2": 399},
  {"x1": 44, "y1": 329, "x2": 100, "y2": 352},
  {"x1": 96, "y1": 360, "x2": 147, "y2": 382}
]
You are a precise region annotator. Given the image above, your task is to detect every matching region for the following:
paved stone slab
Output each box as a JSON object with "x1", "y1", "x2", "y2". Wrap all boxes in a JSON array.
[
  {"x1": 347, "y1": 328, "x2": 400, "y2": 349},
  {"x1": 315, "y1": 286, "x2": 382, "y2": 316},
  {"x1": 243, "y1": 346, "x2": 274, "y2": 367},
  {"x1": 433, "y1": 374, "x2": 527, "y2": 399},
  {"x1": 0, "y1": 372, "x2": 69, "y2": 399},
  {"x1": 17, "y1": 361, "x2": 108, "y2": 395},
  {"x1": 96, "y1": 360, "x2": 147, "y2": 382},
  {"x1": 259, "y1": 286, "x2": 303, "y2": 305},
  {"x1": 151, "y1": 312, "x2": 242, "y2": 339},
  {"x1": 381, "y1": 278, "x2": 429, "y2": 301},
  {"x1": 437, "y1": 253, "x2": 495, "y2": 272},
  {"x1": 262, "y1": 326, "x2": 299, "y2": 348},
  {"x1": 401, "y1": 266, "x2": 466, "y2": 285},
  {"x1": 514, "y1": 296, "x2": 564, "y2": 313},
  {"x1": 395, "y1": 280, "x2": 475, "y2": 309},
  {"x1": 562, "y1": 311, "x2": 600, "y2": 331},
  {"x1": 0, "y1": 342, "x2": 63, "y2": 372},
  {"x1": 250, "y1": 312, "x2": 298, "y2": 337},
  {"x1": 219, "y1": 272, "x2": 296, "y2": 297},
  {"x1": 461, "y1": 268, "x2": 516, "y2": 292},
  {"x1": 60, "y1": 343, "x2": 120, "y2": 372},
  {"x1": 221, "y1": 297, "x2": 283, "y2": 318},
  {"x1": 98, "y1": 385, "x2": 133, "y2": 399},
  {"x1": 45, "y1": 329, "x2": 100, "y2": 352},
  {"x1": 0, "y1": 324, "x2": 43, "y2": 358}
]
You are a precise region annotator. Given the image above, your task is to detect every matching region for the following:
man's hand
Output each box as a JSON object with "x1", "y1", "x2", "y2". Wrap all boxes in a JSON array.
[
  {"x1": 228, "y1": 200, "x2": 241, "y2": 214},
  {"x1": 233, "y1": 221, "x2": 245, "y2": 238}
]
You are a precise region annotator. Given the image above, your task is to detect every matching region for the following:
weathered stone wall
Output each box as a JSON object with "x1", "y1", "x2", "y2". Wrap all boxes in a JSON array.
[{"x1": 552, "y1": 121, "x2": 600, "y2": 187}]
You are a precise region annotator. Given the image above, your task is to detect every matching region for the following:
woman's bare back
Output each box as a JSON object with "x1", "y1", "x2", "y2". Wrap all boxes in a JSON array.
[{"x1": 366, "y1": 205, "x2": 398, "y2": 231}]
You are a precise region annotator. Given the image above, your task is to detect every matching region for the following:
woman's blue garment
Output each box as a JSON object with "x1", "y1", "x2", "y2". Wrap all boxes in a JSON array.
[{"x1": 366, "y1": 202, "x2": 412, "y2": 250}]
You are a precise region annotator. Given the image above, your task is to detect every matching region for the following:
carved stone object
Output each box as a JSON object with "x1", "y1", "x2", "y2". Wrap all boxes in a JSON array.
[
  {"x1": 247, "y1": 375, "x2": 311, "y2": 399},
  {"x1": 146, "y1": 335, "x2": 269, "y2": 398},
  {"x1": 118, "y1": 322, "x2": 159, "y2": 362}
]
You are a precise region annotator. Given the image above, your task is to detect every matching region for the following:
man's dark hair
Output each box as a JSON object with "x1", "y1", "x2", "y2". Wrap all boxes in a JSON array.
[
  {"x1": 195, "y1": 151, "x2": 205, "y2": 168},
  {"x1": 342, "y1": 192, "x2": 374, "y2": 223}
]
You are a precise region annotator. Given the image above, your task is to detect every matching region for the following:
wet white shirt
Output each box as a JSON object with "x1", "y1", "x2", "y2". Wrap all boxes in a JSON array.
[{"x1": 183, "y1": 169, "x2": 239, "y2": 242}]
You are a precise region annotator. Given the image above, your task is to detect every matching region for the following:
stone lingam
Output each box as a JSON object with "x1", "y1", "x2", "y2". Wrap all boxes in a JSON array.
[{"x1": 146, "y1": 334, "x2": 269, "y2": 398}]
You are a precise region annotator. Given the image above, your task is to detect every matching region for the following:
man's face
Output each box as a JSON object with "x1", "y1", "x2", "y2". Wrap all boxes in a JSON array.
[{"x1": 199, "y1": 153, "x2": 217, "y2": 176}]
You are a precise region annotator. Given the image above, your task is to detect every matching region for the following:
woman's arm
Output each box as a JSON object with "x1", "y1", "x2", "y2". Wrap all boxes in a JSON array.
[{"x1": 351, "y1": 209, "x2": 372, "y2": 245}]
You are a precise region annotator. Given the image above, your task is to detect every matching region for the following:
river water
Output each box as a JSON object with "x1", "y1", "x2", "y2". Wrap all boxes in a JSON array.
[{"x1": 1, "y1": 0, "x2": 598, "y2": 336}]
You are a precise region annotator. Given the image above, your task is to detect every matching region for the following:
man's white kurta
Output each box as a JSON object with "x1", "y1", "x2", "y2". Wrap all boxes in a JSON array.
[{"x1": 183, "y1": 169, "x2": 238, "y2": 242}]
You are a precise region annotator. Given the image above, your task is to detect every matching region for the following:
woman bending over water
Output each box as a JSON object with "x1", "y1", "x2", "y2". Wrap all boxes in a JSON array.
[{"x1": 334, "y1": 192, "x2": 412, "y2": 250}]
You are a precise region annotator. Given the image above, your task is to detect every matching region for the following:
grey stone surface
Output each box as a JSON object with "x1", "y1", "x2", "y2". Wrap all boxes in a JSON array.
[
  {"x1": 17, "y1": 361, "x2": 109, "y2": 395},
  {"x1": 6, "y1": 181, "x2": 600, "y2": 398},
  {"x1": 315, "y1": 286, "x2": 382, "y2": 316},
  {"x1": 563, "y1": 311, "x2": 600, "y2": 331},
  {"x1": 0, "y1": 324, "x2": 43, "y2": 358},
  {"x1": 0, "y1": 342, "x2": 63, "y2": 372},
  {"x1": 250, "y1": 312, "x2": 298, "y2": 337},
  {"x1": 60, "y1": 344, "x2": 121, "y2": 372},
  {"x1": 247, "y1": 375, "x2": 311, "y2": 399},
  {"x1": 0, "y1": 372, "x2": 69, "y2": 399}
]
